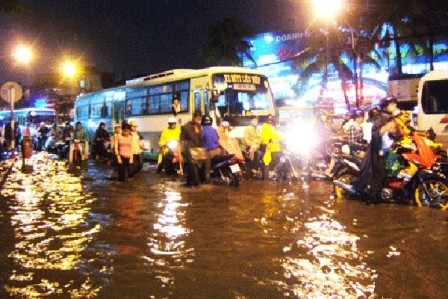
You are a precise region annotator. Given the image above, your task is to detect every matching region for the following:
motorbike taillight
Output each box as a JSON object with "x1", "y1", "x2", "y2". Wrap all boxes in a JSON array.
[{"x1": 388, "y1": 179, "x2": 403, "y2": 189}]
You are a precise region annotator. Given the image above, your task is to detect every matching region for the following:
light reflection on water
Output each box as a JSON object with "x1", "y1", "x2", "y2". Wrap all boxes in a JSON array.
[
  {"x1": 1, "y1": 159, "x2": 446, "y2": 298},
  {"x1": 255, "y1": 185, "x2": 377, "y2": 298},
  {"x1": 1, "y1": 154, "x2": 112, "y2": 298},
  {"x1": 144, "y1": 188, "x2": 194, "y2": 289}
]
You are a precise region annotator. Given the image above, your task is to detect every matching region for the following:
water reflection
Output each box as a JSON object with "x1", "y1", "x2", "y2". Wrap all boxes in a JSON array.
[
  {"x1": 1, "y1": 154, "x2": 112, "y2": 298},
  {"x1": 257, "y1": 183, "x2": 377, "y2": 298},
  {"x1": 144, "y1": 188, "x2": 194, "y2": 289}
]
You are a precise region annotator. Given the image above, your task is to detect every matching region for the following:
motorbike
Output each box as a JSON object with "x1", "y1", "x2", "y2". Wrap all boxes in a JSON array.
[
  {"x1": 333, "y1": 132, "x2": 448, "y2": 208},
  {"x1": 34, "y1": 132, "x2": 49, "y2": 152},
  {"x1": 280, "y1": 121, "x2": 331, "y2": 184},
  {"x1": 70, "y1": 139, "x2": 87, "y2": 165},
  {"x1": 157, "y1": 140, "x2": 183, "y2": 175},
  {"x1": 328, "y1": 141, "x2": 367, "y2": 180},
  {"x1": 210, "y1": 154, "x2": 242, "y2": 187}
]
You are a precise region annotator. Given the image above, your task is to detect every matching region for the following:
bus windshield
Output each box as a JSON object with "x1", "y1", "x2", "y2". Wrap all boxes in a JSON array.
[
  {"x1": 421, "y1": 79, "x2": 448, "y2": 114},
  {"x1": 213, "y1": 73, "x2": 273, "y2": 116}
]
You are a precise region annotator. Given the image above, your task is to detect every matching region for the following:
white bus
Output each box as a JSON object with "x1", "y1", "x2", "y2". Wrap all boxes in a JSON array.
[
  {"x1": 0, "y1": 107, "x2": 56, "y2": 128},
  {"x1": 74, "y1": 66, "x2": 275, "y2": 159},
  {"x1": 417, "y1": 70, "x2": 448, "y2": 146}
]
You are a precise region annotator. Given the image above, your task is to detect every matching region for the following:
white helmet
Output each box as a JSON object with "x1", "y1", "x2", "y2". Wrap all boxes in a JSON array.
[{"x1": 168, "y1": 117, "x2": 177, "y2": 124}]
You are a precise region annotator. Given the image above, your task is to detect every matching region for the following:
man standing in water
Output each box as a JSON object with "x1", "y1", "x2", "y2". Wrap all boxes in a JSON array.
[
  {"x1": 129, "y1": 120, "x2": 143, "y2": 176},
  {"x1": 180, "y1": 110, "x2": 207, "y2": 187}
]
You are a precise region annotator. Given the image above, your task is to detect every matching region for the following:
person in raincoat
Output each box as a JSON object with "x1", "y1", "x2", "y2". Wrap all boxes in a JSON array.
[
  {"x1": 259, "y1": 115, "x2": 282, "y2": 180},
  {"x1": 157, "y1": 117, "x2": 181, "y2": 174}
]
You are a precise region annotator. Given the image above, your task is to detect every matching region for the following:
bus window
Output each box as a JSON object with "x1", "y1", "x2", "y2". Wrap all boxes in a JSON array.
[
  {"x1": 141, "y1": 97, "x2": 149, "y2": 114},
  {"x1": 149, "y1": 95, "x2": 159, "y2": 113},
  {"x1": 91, "y1": 103, "x2": 103, "y2": 119},
  {"x1": 160, "y1": 94, "x2": 173, "y2": 113},
  {"x1": 194, "y1": 91, "x2": 201, "y2": 112},
  {"x1": 203, "y1": 90, "x2": 210, "y2": 116},
  {"x1": 125, "y1": 100, "x2": 132, "y2": 116},
  {"x1": 178, "y1": 91, "x2": 189, "y2": 112},
  {"x1": 422, "y1": 80, "x2": 448, "y2": 114},
  {"x1": 227, "y1": 90, "x2": 243, "y2": 115}
]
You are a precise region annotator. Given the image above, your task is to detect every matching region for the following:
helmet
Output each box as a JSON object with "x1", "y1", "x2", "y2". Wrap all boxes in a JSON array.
[
  {"x1": 168, "y1": 117, "x2": 177, "y2": 124},
  {"x1": 220, "y1": 121, "x2": 229, "y2": 127},
  {"x1": 351, "y1": 109, "x2": 364, "y2": 119},
  {"x1": 379, "y1": 96, "x2": 398, "y2": 111},
  {"x1": 201, "y1": 115, "x2": 213, "y2": 126},
  {"x1": 368, "y1": 107, "x2": 381, "y2": 120},
  {"x1": 40, "y1": 122, "x2": 46, "y2": 126}
]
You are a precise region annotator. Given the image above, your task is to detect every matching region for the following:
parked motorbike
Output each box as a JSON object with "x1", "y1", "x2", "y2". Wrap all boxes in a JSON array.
[
  {"x1": 333, "y1": 133, "x2": 448, "y2": 208},
  {"x1": 210, "y1": 154, "x2": 242, "y2": 187}
]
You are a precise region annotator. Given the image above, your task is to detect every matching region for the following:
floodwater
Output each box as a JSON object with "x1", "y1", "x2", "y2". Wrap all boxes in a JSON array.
[{"x1": 0, "y1": 153, "x2": 447, "y2": 299}]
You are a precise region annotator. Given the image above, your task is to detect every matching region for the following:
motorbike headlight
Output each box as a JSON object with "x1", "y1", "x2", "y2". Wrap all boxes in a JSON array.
[
  {"x1": 167, "y1": 140, "x2": 179, "y2": 149},
  {"x1": 284, "y1": 122, "x2": 319, "y2": 156}
]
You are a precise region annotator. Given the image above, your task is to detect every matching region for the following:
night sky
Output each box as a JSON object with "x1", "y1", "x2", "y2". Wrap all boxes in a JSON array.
[{"x1": 0, "y1": 0, "x2": 307, "y2": 85}]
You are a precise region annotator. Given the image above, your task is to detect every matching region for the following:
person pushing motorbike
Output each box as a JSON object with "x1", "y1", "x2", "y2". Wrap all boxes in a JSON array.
[
  {"x1": 354, "y1": 97, "x2": 402, "y2": 204},
  {"x1": 157, "y1": 117, "x2": 181, "y2": 174}
]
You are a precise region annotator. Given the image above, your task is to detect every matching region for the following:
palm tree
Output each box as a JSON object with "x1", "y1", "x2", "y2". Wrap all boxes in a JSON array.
[
  {"x1": 202, "y1": 18, "x2": 256, "y2": 66},
  {"x1": 365, "y1": 0, "x2": 448, "y2": 75},
  {"x1": 294, "y1": 22, "x2": 381, "y2": 110}
]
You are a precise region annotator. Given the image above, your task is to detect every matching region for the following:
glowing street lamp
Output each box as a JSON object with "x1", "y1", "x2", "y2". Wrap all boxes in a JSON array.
[
  {"x1": 313, "y1": 0, "x2": 343, "y2": 96},
  {"x1": 12, "y1": 44, "x2": 33, "y2": 66},
  {"x1": 313, "y1": 0, "x2": 360, "y2": 108},
  {"x1": 6, "y1": 44, "x2": 33, "y2": 159},
  {"x1": 312, "y1": 0, "x2": 343, "y2": 21},
  {"x1": 61, "y1": 60, "x2": 78, "y2": 78}
]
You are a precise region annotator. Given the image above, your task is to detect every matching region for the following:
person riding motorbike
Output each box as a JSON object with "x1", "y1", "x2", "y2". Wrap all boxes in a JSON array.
[
  {"x1": 180, "y1": 110, "x2": 207, "y2": 187},
  {"x1": 69, "y1": 121, "x2": 89, "y2": 163},
  {"x1": 244, "y1": 115, "x2": 261, "y2": 178},
  {"x1": 342, "y1": 109, "x2": 367, "y2": 155},
  {"x1": 46, "y1": 123, "x2": 64, "y2": 152},
  {"x1": 217, "y1": 121, "x2": 244, "y2": 161},
  {"x1": 157, "y1": 117, "x2": 181, "y2": 174},
  {"x1": 35, "y1": 122, "x2": 50, "y2": 151},
  {"x1": 259, "y1": 115, "x2": 285, "y2": 180},
  {"x1": 94, "y1": 122, "x2": 110, "y2": 161},
  {"x1": 354, "y1": 97, "x2": 402, "y2": 204}
]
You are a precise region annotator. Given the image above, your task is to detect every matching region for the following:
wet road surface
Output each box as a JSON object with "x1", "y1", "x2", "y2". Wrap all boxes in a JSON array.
[{"x1": 0, "y1": 153, "x2": 447, "y2": 298}]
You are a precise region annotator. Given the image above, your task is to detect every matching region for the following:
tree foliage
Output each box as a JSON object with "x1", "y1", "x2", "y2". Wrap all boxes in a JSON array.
[
  {"x1": 295, "y1": 0, "x2": 448, "y2": 108},
  {"x1": 202, "y1": 18, "x2": 255, "y2": 66},
  {"x1": 0, "y1": 0, "x2": 25, "y2": 14}
]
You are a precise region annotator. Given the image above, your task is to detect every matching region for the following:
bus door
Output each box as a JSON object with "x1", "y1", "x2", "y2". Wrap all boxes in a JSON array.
[
  {"x1": 190, "y1": 76, "x2": 210, "y2": 115},
  {"x1": 112, "y1": 90, "x2": 126, "y2": 125}
]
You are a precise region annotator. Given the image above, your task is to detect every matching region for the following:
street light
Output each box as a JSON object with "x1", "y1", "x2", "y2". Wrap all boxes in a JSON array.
[
  {"x1": 7, "y1": 44, "x2": 33, "y2": 159},
  {"x1": 12, "y1": 44, "x2": 33, "y2": 66},
  {"x1": 61, "y1": 60, "x2": 78, "y2": 78},
  {"x1": 313, "y1": 0, "x2": 360, "y2": 108},
  {"x1": 313, "y1": 0, "x2": 343, "y2": 98}
]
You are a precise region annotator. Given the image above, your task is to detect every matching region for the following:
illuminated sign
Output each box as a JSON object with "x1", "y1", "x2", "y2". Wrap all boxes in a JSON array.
[
  {"x1": 223, "y1": 74, "x2": 261, "y2": 85},
  {"x1": 232, "y1": 83, "x2": 257, "y2": 91}
]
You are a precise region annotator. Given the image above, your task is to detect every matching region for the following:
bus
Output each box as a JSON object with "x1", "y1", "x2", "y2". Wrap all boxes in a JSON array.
[
  {"x1": 417, "y1": 70, "x2": 448, "y2": 146},
  {"x1": 74, "y1": 66, "x2": 275, "y2": 158},
  {"x1": 0, "y1": 107, "x2": 56, "y2": 128}
]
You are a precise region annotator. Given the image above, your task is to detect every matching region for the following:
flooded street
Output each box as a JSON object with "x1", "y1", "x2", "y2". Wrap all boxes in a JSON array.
[{"x1": 0, "y1": 153, "x2": 447, "y2": 298}]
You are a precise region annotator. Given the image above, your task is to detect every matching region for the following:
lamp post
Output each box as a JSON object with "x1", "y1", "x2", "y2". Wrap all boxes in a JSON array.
[
  {"x1": 313, "y1": 0, "x2": 360, "y2": 108},
  {"x1": 10, "y1": 44, "x2": 33, "y2": 159},
  {"x1": 313, "y1": 0, "x2": 342, "y2": 98}
]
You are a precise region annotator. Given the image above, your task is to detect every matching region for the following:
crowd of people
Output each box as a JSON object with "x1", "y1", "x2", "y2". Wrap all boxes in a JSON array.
[{"x1": 1, "y1": 96, "x2": 435, "y2": 194}]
